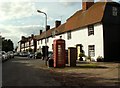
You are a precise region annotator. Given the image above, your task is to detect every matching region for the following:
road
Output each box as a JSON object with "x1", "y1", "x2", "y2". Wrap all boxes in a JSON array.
[
  {"x1": 2, "y1": 56, "x2": 120, "y2": 87},
  {"x1": 2, "y1": 57, "x2": 61, "y2": 87}
]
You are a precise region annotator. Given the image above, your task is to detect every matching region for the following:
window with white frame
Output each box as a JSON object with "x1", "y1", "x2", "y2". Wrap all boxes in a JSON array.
[
  {"x1": 67, "y1": 31, "x2": 71, "y2": 40},
  {"x1": 47, "y1": 38, "x2": 49, "y2": 43},
  {"x1": 88, "y1": 25, "x2": 94, "y2": 36},
  {"x1": 112, "y1": 7, "x2": 118, "y2": 16},
  {"x1": 88, "y1": 45, "x2": 95, "y2": 57}
]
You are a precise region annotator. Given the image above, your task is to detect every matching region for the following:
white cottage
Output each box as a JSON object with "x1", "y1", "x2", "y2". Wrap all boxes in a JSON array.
[{"x1": 47, "y1": 1, "x2": 119, "y2": 61}]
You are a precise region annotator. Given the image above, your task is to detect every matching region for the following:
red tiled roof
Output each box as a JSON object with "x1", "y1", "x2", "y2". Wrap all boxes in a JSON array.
[
  {"x1": 46, "y1": 28, "x2": 55, "y2": 38},
  {"x1": 34, "y1": 2, "x2": 109, "y2": 40},
  {"x1": 34, "y1": 28, "x2": 55, "y2": 40},
  {"x1": 65, "y1": 2, "x2": 107, "y2": 31},
  {"x1": 55, "y1": 23, "x2": 66, "y2": 35},
  {"x1": 34, "y1": 31, "x2": 46, "y2": 40}
]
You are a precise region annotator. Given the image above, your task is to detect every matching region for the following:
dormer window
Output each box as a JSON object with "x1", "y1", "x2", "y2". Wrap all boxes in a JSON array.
[
  {"x1": 88, "y1": 25, "x2": 94, "y2": 36},
  {"x1": 112, "y1": 7, "x2": 117, "y2": 16}
]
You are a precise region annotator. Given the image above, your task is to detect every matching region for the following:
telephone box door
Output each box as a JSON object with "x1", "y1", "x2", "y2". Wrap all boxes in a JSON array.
[{"x1": 53, "y1": 39, "x2": 66, "y2": 68}]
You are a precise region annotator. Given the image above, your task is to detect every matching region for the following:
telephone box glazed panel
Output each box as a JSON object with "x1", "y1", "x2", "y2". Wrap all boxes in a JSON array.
[{"x1": 53, "y1": 39, "x2": 66, "y2": 68}]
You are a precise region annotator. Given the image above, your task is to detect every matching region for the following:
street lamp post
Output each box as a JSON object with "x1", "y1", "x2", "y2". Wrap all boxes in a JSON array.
[{"x1": 37, "y1": 10, "x2": 48, "y2": 66}]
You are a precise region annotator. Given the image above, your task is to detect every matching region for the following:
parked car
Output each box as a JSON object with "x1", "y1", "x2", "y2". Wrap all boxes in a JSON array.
[
  {"x1": 7, "y1": 51, "x2": 14, "y2": 58},
  {"x1": 7, "y1": 52, "x2": 11, "y2": 59},
  {"x1": 0, "y1": 51, "x2": 2, "y2": 61},
  {"x1": 1, "y1": 51, "x2": 8, "y2": 61},
  {"x1": 35, "y1": 52, "x2": 42, "y2": 59},
  {"x1": 19, "y1": 52, "x2": 28, "y2": 57},
  {"x1": 27, "y1": 52, "x2": 35, "y2": 58},
  {"x1": 14, "y1": 52, "x2": 19, "y2": 56}
]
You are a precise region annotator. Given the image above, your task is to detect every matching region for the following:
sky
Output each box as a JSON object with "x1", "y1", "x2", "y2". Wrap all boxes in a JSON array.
[{"x1": 0, "y1": 0, "x2": 119, "y2": 49}]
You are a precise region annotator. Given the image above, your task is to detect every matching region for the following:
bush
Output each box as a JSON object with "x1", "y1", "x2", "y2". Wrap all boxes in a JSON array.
[
  {"x1": 97, "y1": 56, "x2": 104, "y2": 62},
  {"x1": 85, "y1": 56, "x2": 91, "y2": 61},
  {"x1": 79, "y1": 53, "x2": 86, "y2": 57},
  {"x1": 79, "y1": 53, "x2": 86, "y2": 61}
]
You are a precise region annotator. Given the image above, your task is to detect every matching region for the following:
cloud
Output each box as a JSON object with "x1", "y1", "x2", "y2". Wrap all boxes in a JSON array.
[
  {"x1": 0, "y1": 2, "x2": 36, "y2": 21},
  {"x1": 59, "y1": 2, "x2": 81, "y2": 7},
  {"x1": 0, "y1": 0, "x2": 82, "y2": 2},
  {"x1": 0, "y1": 24, "x2": 43, "y2": 47}
]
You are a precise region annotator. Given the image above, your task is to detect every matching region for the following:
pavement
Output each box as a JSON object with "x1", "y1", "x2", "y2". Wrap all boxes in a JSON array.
[
  {"x1": 50, "y1": 62, "x2": 120, "y2": 87},
  {"x1": 2, "y1": 56, "x2": 120, "y2": 87}
]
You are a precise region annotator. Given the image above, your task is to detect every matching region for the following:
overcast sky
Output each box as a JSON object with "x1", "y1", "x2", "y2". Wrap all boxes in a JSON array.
[{"x1": 0, "y1": 0, "x2": 119, "y2": 48}]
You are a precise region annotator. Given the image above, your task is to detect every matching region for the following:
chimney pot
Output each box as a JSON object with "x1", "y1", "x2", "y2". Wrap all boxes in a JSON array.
[
  {"x1": 21, "y1": 36, "x2": 25, "y2": 40},
  {"x1": 46, "y1": 25, "x2": 50, "y2": 31},
  {"x1": 40, "y1": 30, "x2": 42, "y2": 35},
  {"x1": 31, "y1": 34, "x2": 34, "y2": 38},
  {"x1": 82, "y1": 0, "x2": 94, "y2": 10},
  {"x1": 55, "y1": 20, "x2": 61, "y2": 28}
]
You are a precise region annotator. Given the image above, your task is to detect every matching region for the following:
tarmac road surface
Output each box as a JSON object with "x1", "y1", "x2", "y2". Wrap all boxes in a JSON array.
[{"x1": 2, "y1": 56, "x2": 61, "y2": 87}]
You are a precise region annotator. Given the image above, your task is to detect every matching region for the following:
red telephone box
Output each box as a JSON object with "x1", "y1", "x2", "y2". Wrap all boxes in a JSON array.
[{"x1": 53, "y1": 39, "x2": 66, "y2": 68}]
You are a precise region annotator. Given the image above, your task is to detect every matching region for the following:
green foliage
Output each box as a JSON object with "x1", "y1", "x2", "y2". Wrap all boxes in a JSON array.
[
  {"x1": 97, "y1": 56, "x2": 104, "y2": 62},
  {"x1": 85, "y1": 56, "x2": 91, "y2": 61},
  {"x1": 2, "y1": 38, "x2": 14, "y2": 52},
  {"x1": 28, "y1": 48, "x2": 33, "y2": 52},
  {"x1": 79, "y1": 53, "x2": 86, "y2": 57}
]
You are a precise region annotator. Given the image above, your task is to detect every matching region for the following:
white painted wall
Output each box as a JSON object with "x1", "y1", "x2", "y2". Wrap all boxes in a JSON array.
[
  {"x1": 31, "y1": 40, "x2": 34, "y2": 46},
  {"x1": 30, "y1": 46, "x2": 34, "y2": 50},
  {"x1": 47, "y1": 37, "x2": 53, "y2": 51},
  {"x1": 36, "y1": 39, "x2": 47, "y2": 52},
  {"x1": 64, "y1": 23, "x2": 104, "y2": 61},
  {"x1": 25, "y1": 42, "x2": 29, "y2": 47},
  {"x1": 36, "y1": 23, "x2": 104, "y2": 61},
  {"x1": 21, "y1": 48, "x2": 24, "y2": 52}
]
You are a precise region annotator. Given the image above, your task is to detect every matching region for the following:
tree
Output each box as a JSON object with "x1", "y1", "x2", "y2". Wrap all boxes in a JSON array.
[
  {"x1": 7, "y1": 39, "x2": 14, "y2": 51},
  {"x1": 2, "y1": 38, "x2": 14, "y2": 52}
]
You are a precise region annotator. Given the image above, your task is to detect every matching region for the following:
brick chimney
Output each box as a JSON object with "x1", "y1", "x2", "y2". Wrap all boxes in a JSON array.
[
  {"x1": 46, "y1": 25, "x2": 50, "y2": 31},
  {"x1": 21, "y1": 36, "x2": 25, "y2": 40},
  {"x1": 82, "y1": 0, "x2": 94, "y2": 10},
  {"x1": 40, "y1": 30, "x2": 42, "y2": 35},
  {"x1": 55, "y1": 20, "x2": 61, "y2": 28},
  {"x1": 31, "y1": 34, "x2": 34, "y2": 39}
]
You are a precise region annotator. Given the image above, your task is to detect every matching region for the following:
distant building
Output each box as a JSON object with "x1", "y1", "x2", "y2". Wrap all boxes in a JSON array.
[{"x1": 17, "y1": 34, "x2": 37, "y2": 52}]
